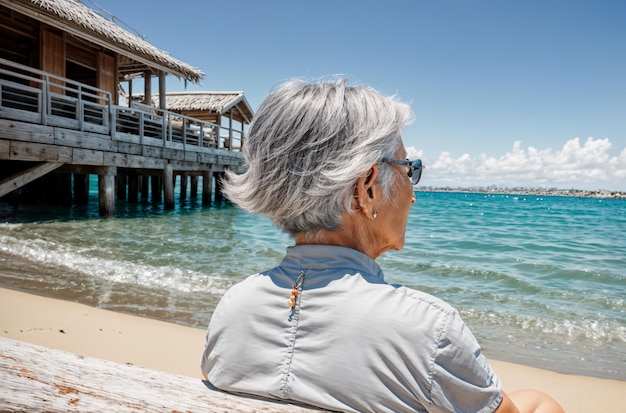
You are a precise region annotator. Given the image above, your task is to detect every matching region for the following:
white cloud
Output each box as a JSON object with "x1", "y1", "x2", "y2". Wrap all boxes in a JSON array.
[{"x1": 407, "y1": 138, "x2": 626, "y2": 191}]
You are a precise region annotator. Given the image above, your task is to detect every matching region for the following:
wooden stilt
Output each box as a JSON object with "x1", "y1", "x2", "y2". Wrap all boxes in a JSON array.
[
  {"x1": 140, "y1": 175, "x2": 149, "y2": 200},
  {"x1": 180, "y1": 174, "x2": 188, "y2": 202},
  {"x1": 202, "y1": 171, "x2": 213, "y2": 206},
  {"x1": 163, "y1": 165, "x2": 174, "y2": 210},
  {"x1": 151, "y1": 175, "x2": 161, "y2": 203},
  {"x1": 98, "y1": 167, "x2": 116, "y2": 217},
  {"x1": 190, "y1": 175, "x2": 198, "y2": 198},
  {"x1": 128, "y1": 174, "x2": 139, "y2": 203},
  {"x1": 116, "y1": 174, "x2": 127, "y2": 200},
  {"x1": 214, "y1": 172, "x2": 224, "y2": 203}
]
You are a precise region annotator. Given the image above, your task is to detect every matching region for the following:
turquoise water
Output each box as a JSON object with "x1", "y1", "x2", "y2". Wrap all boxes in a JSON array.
[{"x1": 0, "y1": 189, "x2": 624, "y2": 380}]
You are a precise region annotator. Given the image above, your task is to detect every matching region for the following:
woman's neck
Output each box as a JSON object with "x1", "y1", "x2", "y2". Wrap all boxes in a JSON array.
[{"x1": 294, "y1": 214, "x2": 385, "y2": 260}]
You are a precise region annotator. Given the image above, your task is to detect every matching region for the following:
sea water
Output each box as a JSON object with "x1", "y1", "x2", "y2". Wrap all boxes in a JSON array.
[{"x1": 0, "y1": 189, "x2": 624, "y2": 380}]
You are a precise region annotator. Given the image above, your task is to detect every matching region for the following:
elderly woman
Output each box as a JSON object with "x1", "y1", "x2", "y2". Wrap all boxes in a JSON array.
[{"x1": 200, "y1": 79, "x2": 563, "y2": 413}]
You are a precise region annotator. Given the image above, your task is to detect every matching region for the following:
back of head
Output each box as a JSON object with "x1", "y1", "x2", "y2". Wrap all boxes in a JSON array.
[{"x1": 222, "y1": 78, "x2": 413, "y2": 237}]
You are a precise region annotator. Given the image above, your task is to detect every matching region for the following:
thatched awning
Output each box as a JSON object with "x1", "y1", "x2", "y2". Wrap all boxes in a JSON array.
[
  {"x1": 3, "y1": 0, "x2": 204, "y2": 82},
  {"x1": 152, "y1": 92, "x2": 254, "y2": 124}
]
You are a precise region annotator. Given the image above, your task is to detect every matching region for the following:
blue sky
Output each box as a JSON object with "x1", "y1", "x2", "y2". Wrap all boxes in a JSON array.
[{"x1": 90, "y1": 0, "x2": 625, "y2": 190}]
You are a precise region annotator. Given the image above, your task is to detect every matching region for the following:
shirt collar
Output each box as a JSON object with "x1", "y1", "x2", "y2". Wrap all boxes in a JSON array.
[{"x1": 279, "y1": 244, "x2": 385, "y2": 282}]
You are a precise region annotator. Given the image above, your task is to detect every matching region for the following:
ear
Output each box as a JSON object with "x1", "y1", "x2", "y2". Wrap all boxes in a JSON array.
[{"x1": 354, "y1": 165, "x2": 379, "y2": 220}]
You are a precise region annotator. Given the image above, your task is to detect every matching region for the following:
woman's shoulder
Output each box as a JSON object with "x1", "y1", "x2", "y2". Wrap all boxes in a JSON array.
[{"x1": 388, "y1": 282, "x2": 459, "y2": 317}]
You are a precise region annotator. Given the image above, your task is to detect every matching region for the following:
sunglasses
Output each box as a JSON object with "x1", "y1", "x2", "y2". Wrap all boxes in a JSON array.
[{"x1": 384, "y1": 158, "x2": 423, "y2": 185}]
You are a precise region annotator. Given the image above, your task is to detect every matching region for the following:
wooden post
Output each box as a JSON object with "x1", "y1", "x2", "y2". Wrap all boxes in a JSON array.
[
  {"x1": 158, "y1": 71, "x2": 166, "y2": 110},
  {"x1": 163, "y1": 165, "x2": 174, "y2": 210},
  {"x1": 98, "y1": 167, "x2": 116, "y2": 217},
  {"x1": 228, "y1": 114, "x2": 233, "y2": 150},
  {"x1": 141, "y1": 175, "x2": 149, "y2": 200},
  {"x1": 143, "y1": 70, "x2": 152, "y2": 105},
  {"x1": 240, "y1": 108, "x2": 246, "y2": 149},
  {"x1": 128, "y1": 79, "x2": 133, "y2": 106},
  {"x1": 202, "y1": 171, "x2": 213, "y2": 205},
  {"x1": 116, "y1": 174, "x2": 127, "y2": 200},
  {"x1": 214, "y1": 172, "x2": 224, "y2": 203},
  {"x1": 73, "y1": 173, "x2": 89, "y2": 205},
  {"x1": 151, "y1": 175, "x2": 161, "y2": 203},
  {"x1": 128, "y1": 174, "x2": 139, "y2": 203},
  {"x1": 180, "y1": 174, "x2": 188, "y2": 202},
  {"x1": 190, "y1": 176, "x2": 198, "y2": 198}
]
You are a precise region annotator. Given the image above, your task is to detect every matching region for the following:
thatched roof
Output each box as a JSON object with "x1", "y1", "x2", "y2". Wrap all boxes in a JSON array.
[
  {"x1": 152, "y1": 92, "x2": 254, "y2": 124},
  {"x1": 3, "y1": 0, "x2": 204, "y2": 82}
]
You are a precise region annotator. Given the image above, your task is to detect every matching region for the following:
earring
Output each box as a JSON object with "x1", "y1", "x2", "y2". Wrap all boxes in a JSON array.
[{"x1": 372, "y1": 210, "x2": 378, "y2": 219}]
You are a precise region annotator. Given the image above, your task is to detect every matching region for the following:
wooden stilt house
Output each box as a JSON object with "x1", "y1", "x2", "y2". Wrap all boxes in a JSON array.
[
  {"x1": 0, "y1": 0, "x2": 246, "y2": 216},
  {"x1": 146, "y1": 91, "x2": 254, "y2": 150}
]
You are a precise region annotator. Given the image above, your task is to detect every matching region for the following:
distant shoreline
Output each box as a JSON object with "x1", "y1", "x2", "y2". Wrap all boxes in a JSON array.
[{"x1": 416, "y1": 186, "x2": 626, "y2": 200}]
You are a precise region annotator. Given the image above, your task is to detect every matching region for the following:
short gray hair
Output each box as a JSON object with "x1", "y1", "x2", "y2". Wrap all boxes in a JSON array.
[{"x1": 222, "y1": 78, "x2": 413, "y2": 237}]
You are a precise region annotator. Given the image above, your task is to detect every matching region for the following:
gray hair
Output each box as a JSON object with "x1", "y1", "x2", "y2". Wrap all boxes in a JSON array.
[{"x1": 222, "y1": 78, "x2": 413, "y2": 237}]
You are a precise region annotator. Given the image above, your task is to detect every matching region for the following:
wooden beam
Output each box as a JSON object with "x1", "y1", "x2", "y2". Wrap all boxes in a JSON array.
[
  {"x1": 0, "y1": 162, "x2": 62, "y2": 198},
  {"x1": 9, "y1": 141, "x2": 72, "y2": 162}
]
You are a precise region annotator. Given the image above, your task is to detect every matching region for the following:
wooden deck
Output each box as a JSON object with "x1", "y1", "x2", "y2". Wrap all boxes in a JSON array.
[{"x1": 0, "y1": 58, "x2": 245, "y2": 216}]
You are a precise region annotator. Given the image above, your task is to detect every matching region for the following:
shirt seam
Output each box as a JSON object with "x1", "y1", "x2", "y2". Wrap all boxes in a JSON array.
[
  {"x1": 279, "y1": 271, "x2": 306, "y2": 396},
  {"x1": 391, "y1": 286, "x2": 452, "y2": 315},
  {"x1": 426, "y1": 308, "x2": 450, "y2": 408},
  {"x1": 279, "y1": 304, "x2": 300, "y2": 396}
]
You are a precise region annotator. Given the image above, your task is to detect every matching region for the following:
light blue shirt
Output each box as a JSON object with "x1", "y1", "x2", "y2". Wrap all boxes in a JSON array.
[{"x1": 201, "y1": 244, "x2": 502, "y2": 412}]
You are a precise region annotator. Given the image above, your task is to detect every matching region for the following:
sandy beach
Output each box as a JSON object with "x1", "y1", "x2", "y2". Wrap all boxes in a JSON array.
[{"x1": 1, "y1": 286, "x2": 624, "y2": 412}]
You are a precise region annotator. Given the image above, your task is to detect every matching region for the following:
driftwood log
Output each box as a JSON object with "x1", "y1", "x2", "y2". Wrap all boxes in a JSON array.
[{"x1": 0, "y1": 337, "x2": 326, "y2": 412}]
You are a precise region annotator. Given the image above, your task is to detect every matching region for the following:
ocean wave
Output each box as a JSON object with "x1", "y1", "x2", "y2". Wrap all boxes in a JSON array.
[
  {"x1": 461, "y1": 308, "x2": 626, "y2": 345},
  {"x1": 0, "y1": 233, "x2": 231, "y2": 295}
]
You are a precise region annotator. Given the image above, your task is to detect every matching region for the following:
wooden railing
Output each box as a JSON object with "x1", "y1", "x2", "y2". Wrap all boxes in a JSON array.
[
  {"x1": 123, "y1": 101, "x2": 234, "y2": 150},
  {"x1": 0, "y1": 58, "x2": 242, "y2": 152},
  {"x1": 0, "y1": 58, "x2": 110, "y2": 134}
]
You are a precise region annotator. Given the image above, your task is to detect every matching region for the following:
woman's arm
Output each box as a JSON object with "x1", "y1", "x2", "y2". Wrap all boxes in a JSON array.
[{"x1": 496, "y1": 390, "x2": 565, "y2": 413}]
